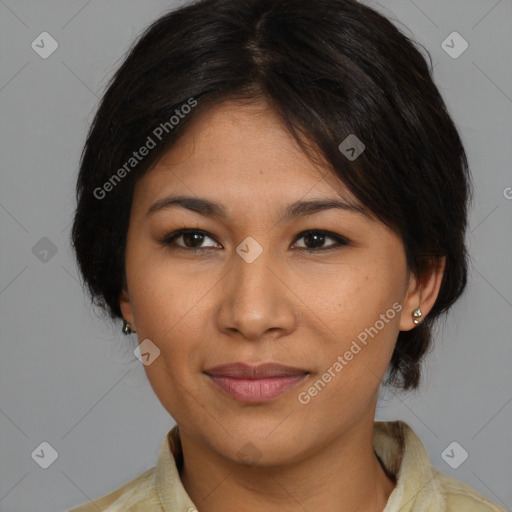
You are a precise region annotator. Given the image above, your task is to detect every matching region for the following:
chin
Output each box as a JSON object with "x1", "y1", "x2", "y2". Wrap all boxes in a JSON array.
[{"x1": 204, "y1": 423, "x2": 307, "y2": 467}]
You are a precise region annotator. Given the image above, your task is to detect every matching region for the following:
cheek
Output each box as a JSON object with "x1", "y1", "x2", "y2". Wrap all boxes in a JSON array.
[
  {"x1": 309, "y1": 249, "x2": 406, "y2": 377},
  {"x1": 124, "y1": 251, "x2": 196, "y2": 383},
  {"x1": 131, "y1": 280, "x2": 205, "y2": 420},
  {"x1": 126, "y1": 243, "x2": 198, "y2": 336},
  {"x1": 317, "y1": 261, "x2": 404, "y2": 331}
]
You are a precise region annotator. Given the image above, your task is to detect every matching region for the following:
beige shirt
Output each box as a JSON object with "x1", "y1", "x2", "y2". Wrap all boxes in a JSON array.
[{"x1": 69, "y1": 420, "x2": 506, "y2": 511}]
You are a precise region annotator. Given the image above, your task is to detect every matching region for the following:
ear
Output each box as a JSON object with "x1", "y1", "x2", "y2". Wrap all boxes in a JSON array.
[
  {"x1": 399, "y1": 256, "x2": 446, "y2": 331},
  {"x1": 119, "y1": 286, "x2": 136, "y2": 331}
]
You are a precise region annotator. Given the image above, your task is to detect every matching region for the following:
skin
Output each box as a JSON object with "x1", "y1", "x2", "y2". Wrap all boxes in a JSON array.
[{"x1": 119, "y1": 97, "x2": 446, "y2": 512}]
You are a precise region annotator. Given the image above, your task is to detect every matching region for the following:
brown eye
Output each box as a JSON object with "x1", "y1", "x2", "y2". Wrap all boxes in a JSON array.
[
  {"x1": 160, "y1": 228, "x2": 349, "y2": 254},
  {"x1": 161, "y1": 229, "x2": 220, "y2": 251},
  {"x1": 292, "y1": 230, "x2": 349, "y2": 252}
]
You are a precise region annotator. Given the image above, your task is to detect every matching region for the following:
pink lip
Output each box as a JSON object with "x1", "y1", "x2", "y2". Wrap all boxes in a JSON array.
[{"x1": 204, "y1": 363, "x2": 309, "y2": 403}]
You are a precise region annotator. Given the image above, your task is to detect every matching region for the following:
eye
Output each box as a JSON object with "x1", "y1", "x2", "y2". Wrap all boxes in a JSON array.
[
  {"x1": 159, "y1": 228, "x2": 349, "y2": 253},
  {"x1": 160, "y1": 229, "x2": 221, "y2": 252},
  {"x1": 291, "y1": 229, "x2": 349, "y2": 252}
]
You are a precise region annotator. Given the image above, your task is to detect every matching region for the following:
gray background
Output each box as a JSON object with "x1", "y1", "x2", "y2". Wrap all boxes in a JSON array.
[{"x1": 0, "y1": 1, "x2": 511, "y2": 511}]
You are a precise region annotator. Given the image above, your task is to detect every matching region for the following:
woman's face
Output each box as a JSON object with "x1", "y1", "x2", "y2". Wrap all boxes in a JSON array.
[{"x1": 120, "y1": 98, "x2": 421, "y2": 465}]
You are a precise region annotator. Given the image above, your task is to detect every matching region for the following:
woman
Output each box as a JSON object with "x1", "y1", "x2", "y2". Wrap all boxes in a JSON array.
[{"x1": 69, "y1": 0, "x2": 506, "y2": 510}]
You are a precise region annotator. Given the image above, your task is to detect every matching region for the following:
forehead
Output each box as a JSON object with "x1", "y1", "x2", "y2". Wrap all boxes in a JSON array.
[{"x1": 132, "y1": 98, "x2": 361, "y2": 215}]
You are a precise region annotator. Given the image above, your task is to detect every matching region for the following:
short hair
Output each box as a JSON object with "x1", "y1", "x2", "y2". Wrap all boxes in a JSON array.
[{"x1": 71, "y1": 0, "x2": 472, "y2": 392}]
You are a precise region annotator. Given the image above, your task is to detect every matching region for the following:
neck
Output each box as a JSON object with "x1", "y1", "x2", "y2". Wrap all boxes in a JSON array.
[{"x1": 179, "y1": 414, "x2": 396, "y2": 512}]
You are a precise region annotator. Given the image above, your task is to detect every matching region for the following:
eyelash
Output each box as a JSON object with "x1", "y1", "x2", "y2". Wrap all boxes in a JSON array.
[{"x1": 158, "y1": 228, "x2": 350, "y2": 254}]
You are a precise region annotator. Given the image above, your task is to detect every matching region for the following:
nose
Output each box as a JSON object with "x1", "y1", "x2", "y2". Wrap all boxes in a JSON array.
[{"x1": 216, "y1": 243, "x2": 298, "y2": 342}]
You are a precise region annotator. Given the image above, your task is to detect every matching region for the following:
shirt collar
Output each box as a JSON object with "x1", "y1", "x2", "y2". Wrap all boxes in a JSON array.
[
  {"x1": 155, "y1": 420, "x2": 445, "y2": 512},
  {"x1": 376, "y1": 420, "x2": 446, "y2": 512},
  {"x1": 155, "y1": 424, "x2": 196, "y2": 512}
]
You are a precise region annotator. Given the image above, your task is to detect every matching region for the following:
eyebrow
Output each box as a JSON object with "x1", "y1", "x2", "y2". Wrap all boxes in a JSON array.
[{"x1": 146, "y1": 195, "x2": 370, "y2": 221}]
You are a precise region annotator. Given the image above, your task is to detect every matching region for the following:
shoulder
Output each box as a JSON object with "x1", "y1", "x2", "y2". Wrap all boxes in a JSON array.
[
  {"x1": 373, "y1": 420, "x2": 506, "y2": 512},
  {"x1": 68, "y1": 466, "x2": 160, "y2": 512},
  {"x1": 431, "y1": 467, "x2": 507, "y2": 512},
  {"x1": 69, "y1": 426, "x2": 185, "y2": 511}
]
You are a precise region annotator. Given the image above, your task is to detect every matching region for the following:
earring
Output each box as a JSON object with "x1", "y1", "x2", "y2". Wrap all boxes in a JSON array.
[
  {"x1": 412, "y1": 307, "x2": 422, "y2": 325},
  {"x1": 122, "y1": 320, "x2": 132, "y2": 335}
]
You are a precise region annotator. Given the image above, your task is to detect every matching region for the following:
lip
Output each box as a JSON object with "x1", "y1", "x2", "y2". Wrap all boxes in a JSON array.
[{"x1": 204, "y1": 362, "x2": 309, "y2": 403}]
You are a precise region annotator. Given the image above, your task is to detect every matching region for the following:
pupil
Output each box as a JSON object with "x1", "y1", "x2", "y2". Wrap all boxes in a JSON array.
[
  {"x1": 307, "y1": 232, "x2": 324, "y2": 248},
  {"x1": 184, "y1": 232, "x2": 203, "y2": 247}
]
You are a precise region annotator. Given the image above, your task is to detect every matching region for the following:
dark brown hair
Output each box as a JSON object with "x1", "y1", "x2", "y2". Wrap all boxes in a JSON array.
[{"x1": 71, "y1": 0, "x2": 472, "y2": 391}]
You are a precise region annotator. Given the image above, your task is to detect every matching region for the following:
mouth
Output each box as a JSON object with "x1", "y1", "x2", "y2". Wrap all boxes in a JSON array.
[{"x1": 203, "y1": 362, "x2": 310, "y2": 403}]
